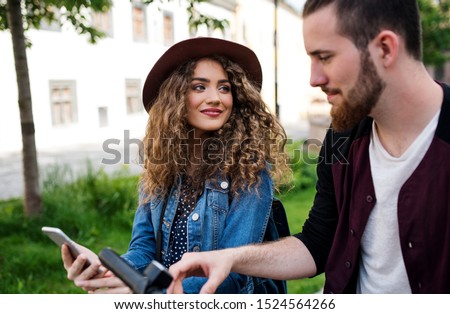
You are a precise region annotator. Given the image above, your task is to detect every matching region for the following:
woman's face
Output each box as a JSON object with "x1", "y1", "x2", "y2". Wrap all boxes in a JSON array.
[{"x1": 186, "y1": 58, "x2": 233, "y2": 137}]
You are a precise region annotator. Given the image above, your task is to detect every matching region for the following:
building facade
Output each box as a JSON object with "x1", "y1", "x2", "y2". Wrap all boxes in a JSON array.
[{"x1": 0, "y1": 0, "x2": 318, "y2": 155}]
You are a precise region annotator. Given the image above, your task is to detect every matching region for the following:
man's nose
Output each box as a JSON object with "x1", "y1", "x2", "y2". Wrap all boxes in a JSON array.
[{"x1": 309, "y1": 62, "x2": 328, "y2": 87}]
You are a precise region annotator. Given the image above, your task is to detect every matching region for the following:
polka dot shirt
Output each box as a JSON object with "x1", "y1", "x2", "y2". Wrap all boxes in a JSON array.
[{"x1": 162, "y1": 176, "x2": 197, "y2": 269}]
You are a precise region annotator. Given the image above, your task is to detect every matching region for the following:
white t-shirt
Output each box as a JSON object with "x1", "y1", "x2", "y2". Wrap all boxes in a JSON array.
[{"x1": 357, "y1": 111, "x2": 440, "y2": 293}]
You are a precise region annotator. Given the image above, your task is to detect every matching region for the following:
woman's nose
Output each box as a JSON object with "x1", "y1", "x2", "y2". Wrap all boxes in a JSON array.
[{"x1": 206, "y1": 90, "x2": 221, "y2": 105}]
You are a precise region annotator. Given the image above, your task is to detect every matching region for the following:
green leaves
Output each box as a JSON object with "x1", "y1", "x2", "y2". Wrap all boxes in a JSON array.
[
  {"x1": 1, "y1": 0, "x2": 228, "y2": 44},
  {"x1": 186, "y1": 0, "x2": 229, "y2": 33},
  {"x1": 0, "y1": 0, "x2": 112, "y2": 43},
  {"x1": 419, "y1": 0, "x2": 450, "y2": 67}
]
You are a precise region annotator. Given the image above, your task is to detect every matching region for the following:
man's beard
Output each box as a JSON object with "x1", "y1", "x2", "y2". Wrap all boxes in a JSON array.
[{"x1": 330, "y1": 50, "x2": 386, "y2": 132}]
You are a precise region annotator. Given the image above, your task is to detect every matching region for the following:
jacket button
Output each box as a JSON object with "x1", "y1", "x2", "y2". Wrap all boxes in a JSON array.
[
  {"x1": 408, "y1": 242, "x2": 413, "y2": 248},
  {"x1": 345, "y1": 261, "x2": 352, "y2": 269},
  {"x1": 350, "y1": 229, "x2": 355, "y2": 236},
  {"x1": 366, "y1": 195, "x2": 373, "y2": 203},
  {"x1": 220, "y1": 181, "x2": 229, "y2": 189},
  {"x1": 193, "y1": 246, "x2": 200, "y2": 252},
  {"x1": 192, "y1": 213, "x2": 199, "y2": 221}
]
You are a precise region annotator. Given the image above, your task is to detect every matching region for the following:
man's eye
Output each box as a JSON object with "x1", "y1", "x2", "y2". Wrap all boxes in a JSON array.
[{"x1": 319, "y1": 55, "x2": 331, "y2": 62}]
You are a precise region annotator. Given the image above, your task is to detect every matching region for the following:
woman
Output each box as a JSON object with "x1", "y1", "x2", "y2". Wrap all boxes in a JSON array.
[{"x1": 62, "y1": 37, "x2": 291, "y2": 293}]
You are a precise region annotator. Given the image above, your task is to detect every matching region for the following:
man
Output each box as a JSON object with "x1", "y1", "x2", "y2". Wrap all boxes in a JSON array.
[{"x1": 167, "y1": 0, "x2": 450, "y2": 293}]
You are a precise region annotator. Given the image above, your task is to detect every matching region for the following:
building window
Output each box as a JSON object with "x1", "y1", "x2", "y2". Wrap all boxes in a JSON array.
[
  {"x1": 126, "y1": 79, "x2": 142, "y2": 114},
  {"x1": 163, "y1": 11, "x2": 174, "y2": 46},
  {"x1": 132, "y1": 2, "x2": 147, "y2": 42},
  {"x1": 98, "y1": 107, "x2": 108, "y2": 127},
  {"x1": 49, "y1": 80, "x2": 77, "y2": 126},
  {"x1": 91, "y1": 10, "x2": 114, "y2": 37}
]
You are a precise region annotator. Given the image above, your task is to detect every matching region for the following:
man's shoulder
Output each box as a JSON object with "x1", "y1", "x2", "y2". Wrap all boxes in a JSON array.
[{"x1": 435, "y1": 81, "x2": 450, "y2": 144}]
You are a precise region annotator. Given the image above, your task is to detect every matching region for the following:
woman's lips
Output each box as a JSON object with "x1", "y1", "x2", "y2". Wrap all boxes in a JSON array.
[{"x1": 200, "y1": 108, "x2": 223, "y2": 117}]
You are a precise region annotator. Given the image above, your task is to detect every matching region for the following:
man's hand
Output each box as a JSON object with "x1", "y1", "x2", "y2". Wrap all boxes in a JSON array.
[
  {"x1": 168, "y1": 237, "x2": 316, "y2": 294},
  {"x1": 167, "y1": 250, "x2": 234, "y2": 294}
]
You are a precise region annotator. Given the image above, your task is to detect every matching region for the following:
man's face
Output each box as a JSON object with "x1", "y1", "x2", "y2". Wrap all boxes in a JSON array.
[
  {"x1": 303, "y1": 5, "x2": 385, "y2": 132},
  {"x1": 330, "y1": 51, "x2": 386, "y2": 132}
]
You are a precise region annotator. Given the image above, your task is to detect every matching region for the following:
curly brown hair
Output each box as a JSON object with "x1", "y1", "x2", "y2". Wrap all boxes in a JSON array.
[{"x1": 141, "y1": 55, "x2": 291, "y2": 200}]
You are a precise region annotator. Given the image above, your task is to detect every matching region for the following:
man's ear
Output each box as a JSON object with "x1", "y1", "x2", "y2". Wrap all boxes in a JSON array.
[{"x1": 372, "y1": 30, "x2": 399, "y2": 68}]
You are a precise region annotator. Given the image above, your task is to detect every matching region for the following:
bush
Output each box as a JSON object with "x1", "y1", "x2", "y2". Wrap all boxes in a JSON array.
[
  {"x1": 41, "y1": 163, "x2": 138, "y2": 230},
  {"x1": 277, "y1": 140, "x2": 318, "y2": 195}
]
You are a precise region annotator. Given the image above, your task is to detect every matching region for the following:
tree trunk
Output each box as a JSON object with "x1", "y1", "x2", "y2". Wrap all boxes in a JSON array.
[{"x1": 7, "y1": 0, "x2": 42, "y2": 216}]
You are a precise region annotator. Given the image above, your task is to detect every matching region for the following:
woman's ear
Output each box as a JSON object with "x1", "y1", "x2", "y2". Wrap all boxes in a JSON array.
[{"x1": 371, "y1": 30, "x2": 399, "y2": 68}]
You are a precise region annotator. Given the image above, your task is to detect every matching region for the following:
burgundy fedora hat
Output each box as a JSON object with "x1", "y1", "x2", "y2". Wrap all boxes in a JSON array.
[{"x1": 142, "y1": 37, "x2": 263, "y2": 112}]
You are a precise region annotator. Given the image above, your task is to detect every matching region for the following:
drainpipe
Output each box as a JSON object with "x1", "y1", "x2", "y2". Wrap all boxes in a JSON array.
[{"x1": 274, "y1": 0, "x2": 279, "y2": 118}]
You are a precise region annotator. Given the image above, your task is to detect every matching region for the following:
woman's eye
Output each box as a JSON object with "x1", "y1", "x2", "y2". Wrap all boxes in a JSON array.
[
  {"x1": 219, "y1": 85, "x2": 231, "y2": 92},
  {"x1": 192, "y1": 84, "x2": 205, "y2": 91}
]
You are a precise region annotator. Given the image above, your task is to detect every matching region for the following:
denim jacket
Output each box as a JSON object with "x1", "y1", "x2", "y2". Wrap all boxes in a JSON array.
[{"x1": 121, "y1": 169, "x2": 286, "y2": 293}]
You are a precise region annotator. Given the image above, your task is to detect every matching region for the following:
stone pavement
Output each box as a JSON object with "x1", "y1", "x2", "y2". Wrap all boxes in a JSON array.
[
  {"x1": 0, "y1": 143, "x2": 143, "y2": 200},
  {"x1": 0, "y1": 127, "x2": 309, "y2": 201}
]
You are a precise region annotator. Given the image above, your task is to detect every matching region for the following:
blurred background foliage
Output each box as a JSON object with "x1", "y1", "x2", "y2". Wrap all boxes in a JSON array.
[{"x1": 419, "y1": 0, "x2": 450, "y2": 68}]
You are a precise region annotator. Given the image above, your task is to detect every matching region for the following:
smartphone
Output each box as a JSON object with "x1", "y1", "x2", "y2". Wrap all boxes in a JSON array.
[{"x1": 41, "y1": 226, "x2": 91, "y2": 267}]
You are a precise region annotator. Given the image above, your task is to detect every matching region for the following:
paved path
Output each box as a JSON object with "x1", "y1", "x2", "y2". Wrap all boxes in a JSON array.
[
  {"x1": 0, "y1": 127, "x2": 308, "y2": 200},
  {"x1": 0, "y1": 143, "x2": 143, "y2": 200}
]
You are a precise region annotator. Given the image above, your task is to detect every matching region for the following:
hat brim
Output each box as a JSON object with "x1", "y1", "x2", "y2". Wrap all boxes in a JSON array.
[{"x1": 142, "y1": 37, "x2": 262, "y2": 112}]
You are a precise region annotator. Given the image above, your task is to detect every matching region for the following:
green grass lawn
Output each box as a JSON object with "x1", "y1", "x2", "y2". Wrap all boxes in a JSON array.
[
  {"x1": 278, "y1": 186, "x2": 325, "y2": 293},
  {"x1": 0, "y1": 161, "x2": 323, "y2": 294}
]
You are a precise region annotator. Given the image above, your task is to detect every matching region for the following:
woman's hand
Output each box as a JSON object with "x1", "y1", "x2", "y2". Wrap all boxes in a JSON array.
[
  {"x1": 61, "y1": 243, "x2": 104, "y2": 289},
  {"x1": 61, "y1": 243, "x2": 132, "y2": 293},
  {"x1": 75, "y1": 272, "x2": 132, "y2": 294}
]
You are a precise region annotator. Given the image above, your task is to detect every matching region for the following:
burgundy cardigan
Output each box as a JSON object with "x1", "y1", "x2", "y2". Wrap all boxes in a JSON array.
[{"x1": 295, "y1": 82, "x2": 450, "y2": 293}]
